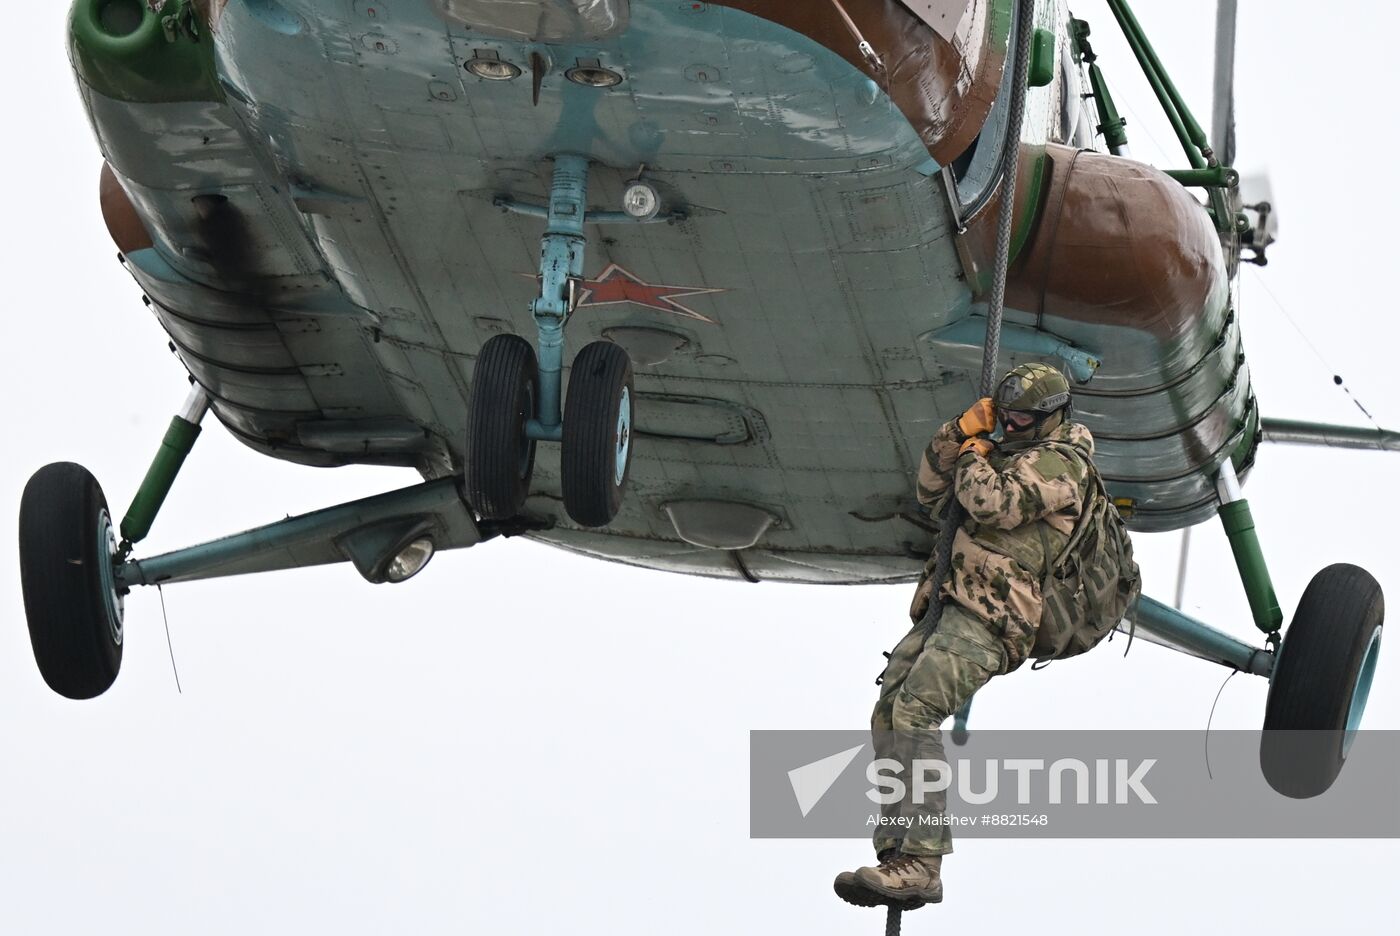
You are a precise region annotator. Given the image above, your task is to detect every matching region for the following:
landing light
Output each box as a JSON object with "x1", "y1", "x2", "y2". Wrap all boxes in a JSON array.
[
  {"x1": 467, "y1": 51, "x2": 521, "y2": 81},
  {"x1": 385, "y1": 537, "x2": 435, "y2": 583},
  {"x1": 622, "y1": 181, "x2": 660, "y2": 220},
  {"x1": 566, "y1": 64, "x2": 623, "y2": 88}
]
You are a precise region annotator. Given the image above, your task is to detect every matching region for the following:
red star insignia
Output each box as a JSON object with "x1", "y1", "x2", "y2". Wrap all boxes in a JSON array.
[{"x1": 575, "y1": 263, "x2": 724, "y2": 324}]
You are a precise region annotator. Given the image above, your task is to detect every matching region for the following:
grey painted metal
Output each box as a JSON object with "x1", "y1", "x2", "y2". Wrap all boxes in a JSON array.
[
  {"x1": 1260, "y1": 418, "x2": 1400, "y2": 452},
  {"x1": 530, "y1": 154, "x2": 591, "y2": 435},
  {"x1": 73, "y1": 0, "x2": 1256, "y2": 582},
  {"x1": 117, "y1": 478, "x2": 479, "y2": 587},
  {"x1": 492, "y1": 195, "x2": 678, "y2": 226},
  {"x1": 435, "y1": 0, "x2": 630, "y2": 42},
  {"x1": 1129, "y1": 595, "x2": 1273, "y2": 677},
  {"x1": 925, "y1": 316, "x2": 1100, "y2": 383},
  {"x1": 1173, "y1": 527, "x2": 1190, "y2": 610},
  {"x1": 939, "y1": 165, "x2": 966, "y2": 234}
]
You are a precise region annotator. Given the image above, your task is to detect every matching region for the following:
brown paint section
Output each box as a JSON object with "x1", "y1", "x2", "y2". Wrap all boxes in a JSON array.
[
  {"x1": 712, "y1": 0, "x2": 1005, "y2": 166},
  {"x1": 962, "y1": 143, "x2": 1225, "y2": 338},
  {"x1": 100, "y1": 162, "x2": 154, "y2": 255}
]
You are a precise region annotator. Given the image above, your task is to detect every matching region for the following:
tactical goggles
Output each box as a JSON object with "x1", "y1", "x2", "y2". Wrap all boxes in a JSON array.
[{"x1": 999, "y1": 409, "x2": 1037, "y2": 433}]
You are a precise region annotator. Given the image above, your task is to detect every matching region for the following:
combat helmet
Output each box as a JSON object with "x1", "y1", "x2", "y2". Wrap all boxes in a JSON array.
[{"x1": 994, "y1": 363, "x2": 1072, "y2": 440}]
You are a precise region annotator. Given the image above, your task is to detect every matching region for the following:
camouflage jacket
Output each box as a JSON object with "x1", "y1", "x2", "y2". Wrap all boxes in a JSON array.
[{"x1": 911, "y1": 418, "x2": 1096, "y2": 671}]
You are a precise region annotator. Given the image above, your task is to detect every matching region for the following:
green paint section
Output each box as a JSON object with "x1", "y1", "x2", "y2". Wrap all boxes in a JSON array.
[
  {"x1": 69, "y1": 0, "x2": 221, "y2": 104},
  {"x1": 1071, "y1": 18, "x2": 1129, "y2": 152},
  {"x1": 1106, "y1": 0, "x2": 1211, "y2": 164},
  {"x1": 121, "y1": 415, "x2": 202, "y2": 545},
  {"x1": 984, "y1": 0, "x2": 1015, "y2": 59},
  {"x1": 966, "y1": 145, "x2": 1047, "y2": 297},
  {"x1": 1218, "y1": 499, "x2": 1284, "y2": 635},
  {"x1": 1007, "y1": 147, "x2": 1047, "y2": 266},
  {"x1": 1088, "y1": 63, "x2": 1128, "y2": 150},
  {"x1": 1165, "y1": 166, "x2": 1238, "y2": 188},
  {"x1": 1027, "y1": 27, "x2": 1056, "y2": 87}
]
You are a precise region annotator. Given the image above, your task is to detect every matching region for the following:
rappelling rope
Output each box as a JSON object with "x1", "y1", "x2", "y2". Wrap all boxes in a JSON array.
[
  {"x1": 884, "y1": 1, "x2": 1035, "y2": 932},
  {"x1": 885, "y1": 903, "x2": 907, "y2": 936}
]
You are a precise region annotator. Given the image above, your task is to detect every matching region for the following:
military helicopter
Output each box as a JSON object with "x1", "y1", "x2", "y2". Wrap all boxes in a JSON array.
[{"x1": 20, "y1": 0, "x2": 1392, "y2": 798}]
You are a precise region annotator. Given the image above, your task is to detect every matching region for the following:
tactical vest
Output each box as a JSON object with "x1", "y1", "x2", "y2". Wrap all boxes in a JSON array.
[
  {"x1": 909, "y1": 440, "x2": 1080, "y2": 623},
  {"x1": 962, "y1": 445, "x2": 1075, "y2": 580},
  {"x1": 913, "y1": 436, "x2": 1140, "y2": 660}
]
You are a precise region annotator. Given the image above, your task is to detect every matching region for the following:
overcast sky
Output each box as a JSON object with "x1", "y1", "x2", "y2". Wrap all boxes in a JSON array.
[{"x1": 2, "y1": 2, "x2": 1396, "y2": 934}]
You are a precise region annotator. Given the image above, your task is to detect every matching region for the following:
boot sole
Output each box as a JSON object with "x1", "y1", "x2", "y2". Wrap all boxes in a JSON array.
[
  {"x1": 854, "y1": 876, "x2": 943, "y2": 906},
  {"x1": 834, "y1": 878, "x2": 929, "y2": 910}
]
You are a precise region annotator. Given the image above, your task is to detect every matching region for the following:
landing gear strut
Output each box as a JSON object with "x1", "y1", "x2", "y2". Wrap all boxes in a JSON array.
[
  {"x1": 18, "y1": 386, "x2": 211, "y2": 699},
  {"x1": 1122, "y1": 459, "x2": 1385, "y2": 798},
  {"x1": 1207, "y1": 459, "x2": 1384, "y2": 796},
  {"x1": 467, "y1": 154, "x2": 638, "y2": 527}
]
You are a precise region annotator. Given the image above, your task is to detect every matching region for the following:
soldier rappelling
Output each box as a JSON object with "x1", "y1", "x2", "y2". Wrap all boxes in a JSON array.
[{"x1": 835, "y1": 363, "x2": 1140, "y2": 907}]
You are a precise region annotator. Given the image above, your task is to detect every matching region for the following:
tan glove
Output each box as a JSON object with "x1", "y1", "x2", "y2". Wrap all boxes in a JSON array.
[
  {"x1": 957, "y1": 398, "x2": 996, "y2": 437},
  {"x1": 959, "y1": 436, "x2": 994, "y2": 458}
]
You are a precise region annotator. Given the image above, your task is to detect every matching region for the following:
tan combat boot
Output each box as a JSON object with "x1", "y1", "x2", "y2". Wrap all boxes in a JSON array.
[
  {"x1": 833, "y1": 856, "x2": 885, "y2": 908},
  {"x1": 833, "y1": 850, "x2": 941, "y2": 907},
  {"x1": 853, "y1": 852, "x2": 942, "y2": 904}
]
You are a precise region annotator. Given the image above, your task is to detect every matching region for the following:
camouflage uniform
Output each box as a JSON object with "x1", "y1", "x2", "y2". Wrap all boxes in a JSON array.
[{"x1": 872, "y1": 416, "x2": 1095, "y2": 857}]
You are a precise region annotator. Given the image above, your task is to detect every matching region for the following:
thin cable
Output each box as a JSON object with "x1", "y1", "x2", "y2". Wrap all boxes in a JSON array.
[
  {"x1": 1245, "y1": 266, "x2": 1380, "y2": 427},
  {"x1": 1203, "y1": 668, "x2": 1237, "y2": 779},
  {"x1": 157, "y1": 585, "x2": 183, "y2": 694},
  {"x1": 1117, "y1": 97, "x2": 1176, "y2": 168}
]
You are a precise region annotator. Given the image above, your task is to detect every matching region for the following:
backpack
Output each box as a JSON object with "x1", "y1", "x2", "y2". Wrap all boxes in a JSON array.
[{"x1": 1031, "y1": 443, "x2": 1142, "y2": 661}]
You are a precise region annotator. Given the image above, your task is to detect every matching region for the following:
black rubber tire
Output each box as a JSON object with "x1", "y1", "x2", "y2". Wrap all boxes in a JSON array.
[
  {"x1": 466, "y1": 334, "x2": 539, "y2": 520},
  {"x1": 562, "y1": 341, "x2": 634, "y2": 527},
  {"x1": 1260, "y1": 563, "x2": 1384, "y2": 798},
  {"x1": 18, "y1": 462, "x2": 124, "y2": 700}
]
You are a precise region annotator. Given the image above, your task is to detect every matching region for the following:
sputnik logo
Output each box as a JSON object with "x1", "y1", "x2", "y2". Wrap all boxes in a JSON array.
[
  {"x1": 575, "y1": 263, "x2": 724, "y2": 324},
  {"x1": 788, "y1": 744, "x2": 867, "y2": 818}
]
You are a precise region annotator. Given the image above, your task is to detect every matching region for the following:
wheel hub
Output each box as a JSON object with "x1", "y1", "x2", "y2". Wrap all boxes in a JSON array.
[
  {"x1": 97, "y1": 508, "x2": 125, "y2": 646},
  {"x1": 1344, "y1": 626, "x2": 1382, "y2": 756},
  {"x1": 615, "y1": 386, "x2": 632, "y2": 487}
]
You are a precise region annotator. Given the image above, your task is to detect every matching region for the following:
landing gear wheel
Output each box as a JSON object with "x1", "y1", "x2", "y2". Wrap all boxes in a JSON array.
[
  {"x1": 18, "y1": 462, "x2": 125, "y2": 700},
  {"x1": 467, "y1": 334, "x2": 539, "y2": 520},
  {"x1": 562, "y1": 340, "x2": 634, "y2": 527},
  {"x1": 1260, "y1": 563, "x2": 1384, "y2": 798}
]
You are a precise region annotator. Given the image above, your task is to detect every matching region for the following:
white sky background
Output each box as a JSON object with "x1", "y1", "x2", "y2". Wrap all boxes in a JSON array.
[{"x1": 1, "y1": 2, "x2": 1396, "y2": 933}]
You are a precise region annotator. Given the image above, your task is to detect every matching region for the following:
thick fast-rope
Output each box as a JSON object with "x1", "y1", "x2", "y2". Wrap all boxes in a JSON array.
[{"x1": 885, "y1": 0, "x2": 1036, "y2": 931}]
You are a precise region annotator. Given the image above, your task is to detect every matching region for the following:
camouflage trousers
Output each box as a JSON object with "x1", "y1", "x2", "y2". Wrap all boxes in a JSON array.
[{"x1": 870, "y1": 602, "x2": 1034, "y2": 857}]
